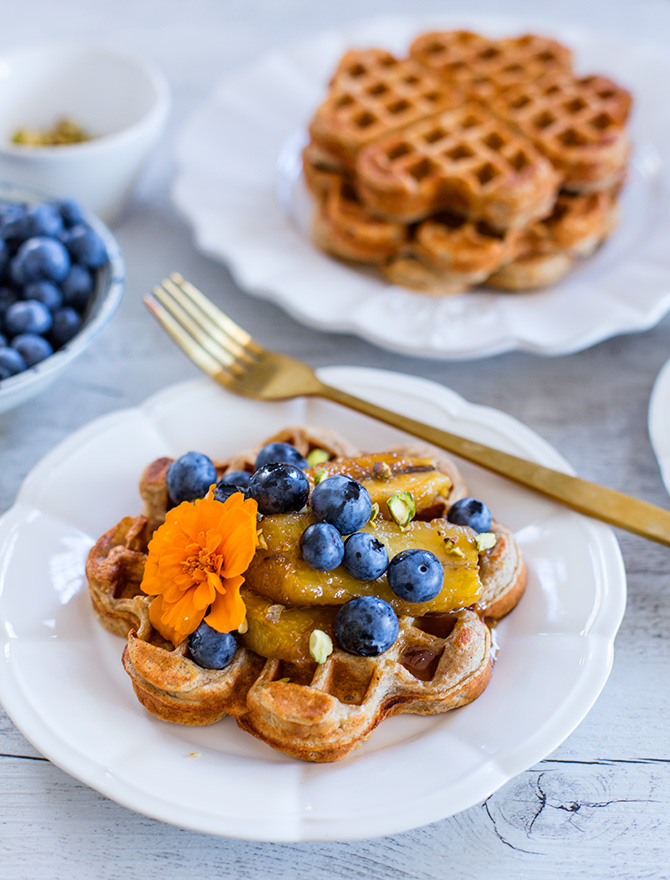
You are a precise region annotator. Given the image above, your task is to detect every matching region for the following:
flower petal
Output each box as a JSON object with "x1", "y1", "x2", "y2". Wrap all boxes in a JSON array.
[
  {"x1": 204, "y1": 575, "x2": 246, "y2": 632},
  {"x1": 218, "y1": 509, "x2": 258, "y2": 577}
]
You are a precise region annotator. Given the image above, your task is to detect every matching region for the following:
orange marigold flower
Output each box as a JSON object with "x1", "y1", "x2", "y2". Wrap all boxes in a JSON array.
[{"x1": 141, "y1": 489, "x2": 258, "y2": 646}]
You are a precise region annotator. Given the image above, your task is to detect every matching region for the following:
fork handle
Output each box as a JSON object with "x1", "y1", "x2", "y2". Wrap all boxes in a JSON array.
[{"x1": 316, "y1": 381, "x2": 670, "y2": 546}]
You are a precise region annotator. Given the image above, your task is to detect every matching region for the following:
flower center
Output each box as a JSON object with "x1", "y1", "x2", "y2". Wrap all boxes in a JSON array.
[{"x1": 182, "y1": 547, "x2": 223, "y2": 582}]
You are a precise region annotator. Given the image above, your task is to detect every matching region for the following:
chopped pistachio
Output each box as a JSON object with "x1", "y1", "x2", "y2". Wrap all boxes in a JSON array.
[
  {"x1": 307, "y1": 448, "x2": 330, "y2": 467},
  {"x1": 368, "y1": 502, "x2": 380, "y2": 525},
  {"x1": 443, "y1": 537, "x2": 465, "y2": 557},
  {"x1": 387, "y1": 491, "x2": 416, "y2": 528},
  {"x1": 257, "y1": 529, "x2": 268, "y2": 550},
  {"x1": 309, "y1": 629, "x2": 334, "y2": 664},
  {"x1": 314, "y1": 469, "x2": 327, "y2": 485},
  {"x1": 188, "y1": 752, "x2": 201, "y2": 759},
  {"x1": 237, "y1": 618, "x2": 249, "y2": 634},
  {"x1": 12, "y1": 117, "x2": 92, "y2": 147},
  {"x1": 265, "y1": 603, "x2": 285, "y2": 622},
  {"x1": 475, "y1": 532, "x2": 497, "y2": 553},
  {"x1": 277, "y1": 677, "x2": 291, "y2": 684},
  {"x1": 372, "y1": 460, "x2": 393, "y2": 480}
]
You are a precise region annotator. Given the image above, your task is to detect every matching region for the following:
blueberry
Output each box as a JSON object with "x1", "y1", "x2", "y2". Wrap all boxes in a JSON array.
[
  {"x1": 213, "y1": 483, "x2": 240, "y2": 503},
  {"x1": 166, "y1": 451, "x2": 217, "y2": 504},
  {"x1": 387, "y1": 549, "x2": 444, "y2": 603},
  {"x1": 310, "y1": 474, "x2": 372, "y2": 535},
  {"x1": 248, "y1": 462, "x2": 309, "y2": 515},
  {"x1": 50, "y1": 306, "x2": 81, "y2": 347},
  {"x1": 62, "y1": 224, "x2": 107, "y2": 268},
  {"x1": 254, "y1": 441, "x2": 308, "y2": 471},
  {"x1": 0, "y1": 286, "x2": 18, "y2": 318},
  {"x1": 23, "y1": 281, "x2": 63, "y2": 312},
  {"x1": 0, "y1": 238, "x2": 8, "y2": 276},
  {"x1": 300, "y1": 521, "x2": 345, "y2": 571},
  {"x1": 54, "y1": 198, "x2": 86, "y2": 228},
  {"x1": 343, "y1": 532, "x2": 389, "y2": 581},
  {"x1": 447, "y1": 497, "x2": 492, "y2": 533},
  {"x1": 0, "y1": 206, "x2": 28, "y2": 240},
  {"x1": 0, "y1": 346, "x2": 26, "y2": 379},
  {"x1": 213, "y1": 470, "x2": 251, "y2": 502},
  {"x1": 0, "y1": 201, "x2": 23, "y2": 230},
  {"x1": 12, "y1": 236, "x2": 70, "y2": 283},
  {"x1": 4, "y1": 299, "x2": 53, "y2": 336},
  {"x1": 334, "y1": 596, "x2": 399, "y2": 656},
  {"x1": 217, "y1": 470, "x2": 251, "y2": 491},
  {"x1": 22, "y1": 204, "x2": 64, "y2": 239},
  {"x1": 11, "y1": 333, "x2": 53, "y2": 367},
  {"x1": 0, "y1": 333, "x2": 5, "y2": 347},
  {"x1": 187, "y1": 621, "x2": 237, "y2": 670},
  {"x1": 60, "y1": 263, "x2": 93, "y2": 311}
]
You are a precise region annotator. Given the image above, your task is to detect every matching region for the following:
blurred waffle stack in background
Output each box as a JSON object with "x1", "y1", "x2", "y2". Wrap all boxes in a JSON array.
[{"x1": 303, "y1": 30, "x2": 631, "y2": 294}]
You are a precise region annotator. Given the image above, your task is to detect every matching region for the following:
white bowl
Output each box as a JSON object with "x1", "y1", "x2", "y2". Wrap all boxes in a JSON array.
[
  {"x1": 0, "y1": 181, "x2": 125, "y2": 414},
  {"x1": 0, "y1": 44, "x2": 170, "y2": 223}
]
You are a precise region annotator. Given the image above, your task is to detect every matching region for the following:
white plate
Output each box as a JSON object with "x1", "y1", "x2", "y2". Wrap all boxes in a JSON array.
[
  {"x1": 648, "y1": 358, "x2": 670, "y2": 493},
  {"x1": 0, "y1": 368, "x2": 626, "y2": 840},
  {"x1": 172, "y1": 13, "x2": 670, "y2": 360}
]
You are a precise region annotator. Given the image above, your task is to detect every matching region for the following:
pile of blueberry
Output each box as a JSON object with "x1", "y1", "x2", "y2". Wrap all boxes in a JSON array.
[
  {"x1": 0, "y1": 197, "x2": 109, "y2": 381},
  {"x1": 164, "y1": 442, "x2": 493, "y2": 668}
]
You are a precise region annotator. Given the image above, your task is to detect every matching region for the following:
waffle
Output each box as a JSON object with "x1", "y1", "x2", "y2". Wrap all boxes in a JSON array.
[
  {"x1": 311, "y1": 175, "x2": 408, "y2": 263},
  {"x1": 87, "y1": 427, "x2": 526, "y2": 762},
  {"x1": 409, "y1": 30, "x2": 631, "y2": 192},
  {"x1": 486, "y1": 188, "x2": 620, "y2": 291},
  {"x1": 302, "y1": 28, "x2": 631, "y2": 291},
  {"x1": 489, "y1": 73, "x2": 631, "y2": 192},
  {"x1": 311, "y1": 167, "x2": 618, "y2": 294},
  {"x1": 354, "y1": 101, "x2": 559, "y2": 227},
  {"x1": 409, "y1": 30, "x2": 573, "y2": 101},
  {"x1": 308, "y1": 48, "x2": 462, "y2": 171}
]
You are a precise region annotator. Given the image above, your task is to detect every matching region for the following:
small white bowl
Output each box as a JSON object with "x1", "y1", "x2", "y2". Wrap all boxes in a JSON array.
[
  {"x1": 0, "y1": 181, "x2": 125, "y2": 414},
  {"x1": 0, "y1": 43, "x2": 170, "y2": 223}
]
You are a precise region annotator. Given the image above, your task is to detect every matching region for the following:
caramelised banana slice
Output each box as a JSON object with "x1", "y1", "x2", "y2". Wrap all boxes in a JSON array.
[
  {"x1": 307, "y1": 452, "x2": 453, "y2": 520},
  {"x1": 246, "y1": 513, "x2": 482, "y2": 613}
]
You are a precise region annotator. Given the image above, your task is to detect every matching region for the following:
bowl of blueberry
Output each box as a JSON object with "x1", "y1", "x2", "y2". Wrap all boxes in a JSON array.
[{"x1": 0, "y1": 181, "x2": 124, "y2": 413}]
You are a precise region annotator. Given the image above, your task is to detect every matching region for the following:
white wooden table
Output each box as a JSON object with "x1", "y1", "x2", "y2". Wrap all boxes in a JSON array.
[{"x1": 1, "y1": 1, "x2": 669, "y2": 877}]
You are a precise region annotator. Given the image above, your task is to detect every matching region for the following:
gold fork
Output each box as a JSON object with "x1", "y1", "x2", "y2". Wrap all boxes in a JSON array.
[{"x1": 145, "y1": 272, "x2": 670, "y2": 547}]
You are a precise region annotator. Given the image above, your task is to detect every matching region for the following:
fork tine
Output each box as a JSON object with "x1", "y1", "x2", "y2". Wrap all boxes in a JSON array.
[
  {"x1": 144, "y1": 294, "x2": 238, "y2": 386},
  {"x1": 160, "y1": 276, "x2": 256, "y2": 364},
  {"x1": 169, "y1": 272, "x2": 265, "y2": 356},
  {"x1": 151, "y1": 283, "x2": 244, "y2": 372}
]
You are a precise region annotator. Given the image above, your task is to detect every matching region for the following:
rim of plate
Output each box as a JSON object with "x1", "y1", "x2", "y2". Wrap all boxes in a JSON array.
[
  {"x1": 648, "y1": 356, "x2": 670, "y2": 495},
  {"x1": 0, "y1": 368, "x2": 627, "y2": 840}
]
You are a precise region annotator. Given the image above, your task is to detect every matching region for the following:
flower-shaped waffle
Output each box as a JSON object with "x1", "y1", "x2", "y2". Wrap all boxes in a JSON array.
[
  {"x1": 86, "y1": 427, "x2": 526, "y2": 762},
  {"x1": 302, "y1": 29, "x2": 632, "y2": 295}
]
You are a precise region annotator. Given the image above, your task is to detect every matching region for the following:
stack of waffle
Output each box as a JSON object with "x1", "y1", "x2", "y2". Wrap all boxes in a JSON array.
[{"x1": 303, "y1": 31, "x2": 632, "y2": 294}]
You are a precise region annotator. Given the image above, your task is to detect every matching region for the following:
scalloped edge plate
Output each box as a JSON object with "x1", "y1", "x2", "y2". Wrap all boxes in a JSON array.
[{"x1": 0, "y1": 368, "x2": 626, "y2": 840}]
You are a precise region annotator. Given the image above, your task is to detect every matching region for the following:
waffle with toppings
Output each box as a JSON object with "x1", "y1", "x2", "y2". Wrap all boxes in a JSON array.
[{"x1": 87, "y1": 427, "x2": 526, "y2": 762}]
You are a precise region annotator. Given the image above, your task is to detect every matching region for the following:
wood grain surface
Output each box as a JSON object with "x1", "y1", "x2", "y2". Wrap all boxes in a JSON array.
[{"x1": 1, "y1": 1, "x2": 669, "y2": 878}]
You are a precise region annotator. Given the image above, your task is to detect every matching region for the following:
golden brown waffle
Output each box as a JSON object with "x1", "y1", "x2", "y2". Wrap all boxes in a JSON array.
[
  {"x1": 355, "y1": 101, "x2": 559, "y2": 227},
  {"x1": 489, "y1": 74, "x2": 631, "y2": 192},
  {"x1": 309, "y1": 166, "x2": 618, "y2": 294},
  {"x1": 409, "y1": 30, "x2": 573, "y2": 101},
  {"x1": 487, "y1": 188, "x2": 620, "y2": 290},
  {"x1": 308, "y1": 48, "x2": 462, "y2": 170},
  {"x1": 87, "y1": 427, "x2": 525, "y2": 762},
  {"x1": 311, "y1": 175, "x2": 408, "y2": 263}
]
